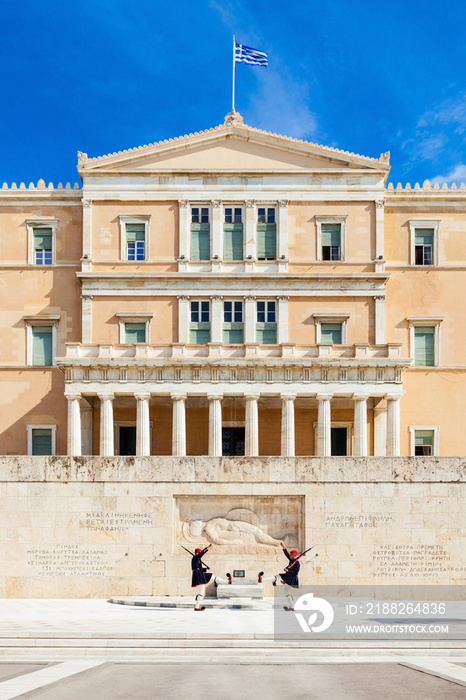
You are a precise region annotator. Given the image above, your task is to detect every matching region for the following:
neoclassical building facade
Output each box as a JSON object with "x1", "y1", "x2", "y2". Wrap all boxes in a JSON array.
[{"x1": 1, "y1": 112, "x2": 465, "y2": 458}]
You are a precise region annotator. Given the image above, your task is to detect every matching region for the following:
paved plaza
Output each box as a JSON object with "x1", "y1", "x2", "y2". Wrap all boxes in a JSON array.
[{"x1": 0, "y1": 599, "x2": 464, "y2": 698}]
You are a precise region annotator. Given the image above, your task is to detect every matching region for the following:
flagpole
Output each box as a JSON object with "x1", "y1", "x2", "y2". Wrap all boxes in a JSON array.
[{"x1": 232, "y1": 35, "x2": 236, "y2": 113}]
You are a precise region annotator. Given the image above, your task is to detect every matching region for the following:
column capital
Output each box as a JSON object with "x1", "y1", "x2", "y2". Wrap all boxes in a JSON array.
[
  {"x1": 245, "y1": 393, "x2": 260, "y2": 401},
  {"x1": 385, "y1": 393, "x2": 401, "y2": 401},
  {"x1": 277, "y1": 295, "x2": 290, "y2": 301},
  {"x1": 375, "y1": 199, "x2": 385, "y2": 208},
  {"x1": 353, "y1": 393, "x2": 370, "y2": 402},
  {"x1": 134, "y1": 392, "x2": 151, "y2": 402},
  {"x1": 211, "y1": 199, "x2": 222, "y2": 207},
  {"x1": 97, "y1": 393, "x2": 114, "y2": 401},
  {"x1": 207, "y1": 393, "x2": 223, "y2": 401},
  {"x1": 316, "y1": 393, "x2": 333, "y2": 401},
  {"x1": 280, "y1": 393, "x2": 296, "y2": 401},
  {"x1": 179, "y1": 199, "x2": 189, "y2": 208},
  {"x1": 171, "y1": 393, "x2": 187, "y2": 401},
  {"x1": 177, "y1": 295, "x2": 190, "y2": 301},
  {"x1": 65, "y1": 392, "x2": 82, "y2": 401},
  {"x1": 82, "y1": 199, "x2": 92, "y2": 208},
  {"x1": 245, "y1": 199, "x2": 256, "y2": 208},
  {"x1": 210, "y1": 295, "x2": 223, "y2": 302},
  {"x1": 278, "y1": 199, "x2": 289, "y2": 208},
  {"x1": 244, "y1": 295, "x2": 257, "y2": 301}
]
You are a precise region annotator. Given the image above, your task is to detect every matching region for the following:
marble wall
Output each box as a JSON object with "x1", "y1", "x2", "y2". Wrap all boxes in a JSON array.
[{"x1": 0, "y1": 456, "x2": 464, "y2": 597}]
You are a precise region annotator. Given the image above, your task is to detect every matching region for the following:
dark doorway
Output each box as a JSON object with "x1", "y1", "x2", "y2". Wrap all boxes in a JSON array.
[
  {"x1": 222, "y1": 427, "x2": 245, "y2": 456},
  {"x1": 331, "y1": 427, "x2": 347, "y2": 456},
  {"x1": 120, "y1": 426, "x2": 136, "y2": 455}
]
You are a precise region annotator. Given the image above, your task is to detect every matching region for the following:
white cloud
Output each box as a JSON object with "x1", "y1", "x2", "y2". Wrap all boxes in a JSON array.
[
  {"x1": 244, "y1": 69, "x2": 318, "y2": 140},
  {"x1": 431, "y1": 163, "x2": 466, "y2": 185}
]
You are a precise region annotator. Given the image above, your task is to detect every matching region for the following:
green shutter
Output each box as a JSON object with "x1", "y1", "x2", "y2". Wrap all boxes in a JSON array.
[
  {"x1": 256, "y1": 322, "x2": 277, "y2": 344},
  {"x1": 189, "y1": 322, "x2": 211, "y2": 343},
  {"x1": 257, "y1": 224, "x2": 276, "y2": 259},
  {"x1": 223, "y1": 322, "x2": 244, "y2": 344},
  {"x1": 125, "y1": 323, "x2": 146, "y2": 343},
  {"x1": 32, "y1": 428, "x2": 52, "y2": 455},
  {"x1": 414, "y1": 229, "x2": 434, "y2": 245},
  {"x1": 223, "y1": 224, "x2": 243, "y2": 261},
  {"x1": 32, "y1": 326, "x2": 53, "y2": 366},
  {"x1": 321, "y1": 323, "x2": 342, "y2": 344},
  {"x1": 414, "y1": 327, "x2": 435, "y2": 366},
  {"x1": 415, "y1": 430, "x2": 434, "y2": 446},
  {"x1": 191, "y1": 224, "x2": 210, "y2": 260},
  {"x1": 33, "y1": 229, "x2": 52, "y2": 249},
  {"x1": 321, "y1": 224, "x2": 341, "y2": 247},
  {"x1": 126, "y1": 224, "x2": 145, "y2": 241}
]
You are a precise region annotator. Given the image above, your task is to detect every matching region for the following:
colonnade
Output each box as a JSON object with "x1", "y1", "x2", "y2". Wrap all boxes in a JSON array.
[{"x1": 65, "y1": 391, "x2": 401, "y2": 458}]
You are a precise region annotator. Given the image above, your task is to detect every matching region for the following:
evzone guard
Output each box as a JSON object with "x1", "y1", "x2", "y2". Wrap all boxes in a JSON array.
[
  {"x1": 258, "y1": 542, "x2": 316, "y2": 611},
  {"x1": 188, "y1": 544, "x2": 232, "y2": 611}
]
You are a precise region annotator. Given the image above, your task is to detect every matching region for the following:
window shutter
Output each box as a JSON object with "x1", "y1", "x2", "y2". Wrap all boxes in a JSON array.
[
  {"x1": 256, "y1": 322, "x2": 277, "y2": 344},
  {"x1": 32, "y1": 428, "x2": 52, "y2": 455},
  {"x1": 223, "y1": 224, "x2": 243, "y2": 261},
  {"x1": 33, "y1": 229, "x2": 53, "y2": 249},
  {"x1": 191, "y1": 224, "x2": 210, "y2": 260},
  {"x1": 32, "y1": 326, "x2": 53, "y2": 366},
  {"x1": 414, "y1": 327, "x2": 435, "y2": 366},
  {"x1": 414, "y1": 229, "x2": 434, "y2": 246},
  {"x1": 125, "y1": 323, "x2": 146, "y2": 343},
  {"x1": 223, "y1": 322, "x2": 244, "y2": 344},
  {"x1": 415, "y1": 430, "x2": 434, "y2": 446},
  {"x1": 257, "y1": 224, "x2": 276, "y2": 259},
  {"x1": 321, "y1": 224, "x2": 341, "y2": 247},
  {"x1": 189, "y1": 322, "x2": 211, "y2": 344},
  {"x1": 126, "y1": 224, "x2": 145, "y2": 241},
  {"x1": 321, "y1": 323, "x2": 342, "y2": 344}
]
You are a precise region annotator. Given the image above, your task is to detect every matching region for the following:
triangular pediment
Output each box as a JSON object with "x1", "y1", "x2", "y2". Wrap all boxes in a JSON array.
[{"x1": 78, "y1": 113, "x2": 390, "y2": 175}]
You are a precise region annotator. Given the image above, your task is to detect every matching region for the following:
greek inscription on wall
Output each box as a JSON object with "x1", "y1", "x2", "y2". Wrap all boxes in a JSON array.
[
  {"x1": 372, "y1": 544, "x2": 463, "y2": 578},
  {"x1": 325, "y1": 514, "x2": 393, "y2": 529},
  {"x1": 82, "y1": 512, "x2": 154, "y2": 532},
  {"x1": 26, "y1": 545, "x2": 113, "y2": 577}
]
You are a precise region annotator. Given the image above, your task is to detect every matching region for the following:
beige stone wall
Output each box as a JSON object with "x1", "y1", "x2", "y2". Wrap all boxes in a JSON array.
[
  {"x1": 91, "y1": 201, "x2": 177, "y2": 262},
  {"x1": 91, "y1": 296, "x2": 178, "y2": 344},
  {"x1": 0, "y1": 456, "x2": 463, "y2": 598}
]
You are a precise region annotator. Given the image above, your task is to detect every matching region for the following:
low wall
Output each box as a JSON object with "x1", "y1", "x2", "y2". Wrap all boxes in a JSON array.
[{"x1": 0, "y1": 456, "x2": 464, "y2": 598}]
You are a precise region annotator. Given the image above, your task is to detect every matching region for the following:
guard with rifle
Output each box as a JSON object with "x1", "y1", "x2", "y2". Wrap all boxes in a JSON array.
[
  {"x1": 258, "y1": 542, "x2": 316, "y2": 611},
  {"x1": 184, "y1": 544, "x2": 232, "y2": 611}
]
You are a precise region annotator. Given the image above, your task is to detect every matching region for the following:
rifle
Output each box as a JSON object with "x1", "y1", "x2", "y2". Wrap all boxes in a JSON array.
[
  {"x1": 181, "y1": 545, "x2": 211, "y2": 570},
  {"x1": 284, "y1": 545, "x2": 315, "y2": 571}
]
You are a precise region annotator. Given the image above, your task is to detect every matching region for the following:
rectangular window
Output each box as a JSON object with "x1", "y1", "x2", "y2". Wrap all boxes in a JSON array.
[
  {"x1": 414, "y1": 327, "x2": 435, "y2": 366},
  {"x1": 33, "y1": 228, "x2": 53, "y2": 265},
  {"x1": 190, "y1": 301, "x2": 211, "y2": 343},
  {"x1": 414, "y1": 228, "x2": 434, "y2": 265},
  {"x1": 223, "y1": 301, "x2": 244, "y2": 343},
  {"x1": 31, "y1": 428, "x2": 53, "y2": 455},
  {"x1": 321, "y1": 223, "x2": 341, "y2": 260},
  {"x1": 32, "y1": 326, "x2": 53, "y2": 366},
  {"x1": 124, "y1": 323, "x2": 146, "y2": 343},
  {"x1": 257, "y1": 207, "x2": 276, "y2": 260},
  {"x1": 256, "y1": 301, "x2": 277, "y2": 344},
  {"x1": 191, "y1": 207, "x2": 210, "y2": 260},
  {"x1": 321, "y1": 322, "x2": 343, "y2": 344},
  {"x1": 414, "y1": 429, "x2": 434, "y2": 456},
  {"x1": 224, "y1": 207, "x2": 243, "y2": 261},
  {"x1": 126, "y1": 223, "x2": 146, "y2": 261}
]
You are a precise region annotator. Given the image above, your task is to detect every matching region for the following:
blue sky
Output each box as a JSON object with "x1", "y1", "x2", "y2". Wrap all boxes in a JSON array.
[{"x1": 2, "y1": 0, "x2": 466, "y2": 187}]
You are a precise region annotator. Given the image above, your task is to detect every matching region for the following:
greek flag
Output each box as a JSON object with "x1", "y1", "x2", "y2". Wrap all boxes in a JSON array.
[{"x1": 235, "y1": 42, "x2": 268, "y2": 66}]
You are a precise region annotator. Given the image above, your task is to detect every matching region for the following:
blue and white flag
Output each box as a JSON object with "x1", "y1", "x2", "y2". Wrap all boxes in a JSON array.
[{"x1": 235, "y1": 42, "x2": 268, "y2": 66}]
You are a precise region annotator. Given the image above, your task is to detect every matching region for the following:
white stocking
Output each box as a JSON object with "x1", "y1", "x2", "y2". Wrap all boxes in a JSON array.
[{"x1": 194, "y1": 584, "x2": 206, "y2": 609}]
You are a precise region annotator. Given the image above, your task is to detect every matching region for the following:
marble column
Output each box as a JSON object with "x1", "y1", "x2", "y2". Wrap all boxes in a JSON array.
[
  {"x1": 386, "y1": 395, "x2": 401, "y2": 456},
  {"x1": 177, "y1": 295, "x2": 190, "y2": 344},
  {"x1": 281, "y1": 394, "x2": 296, "y2": 457},
  {"x1": 244, "y1": 296, "x2": 256, "y2": 343},
  {"x1": 373, "y1": 402, "x2": 387, "y2": 456},
  {"x1": 172, "y1": 394, "x2": 187, "y2": 456},
  {"x1": 353, "y1": 395, "x2": 369, "y2": 457},
  {"x1": 66, "y1": 393, "x2": 82, "y2": 456},
  {"x1": 98, "y1": 393, "x2": 114, "y2": 456},
  {"x1": 277, "y1": 296, "x2": 289, "y2": 344},
  {"x1": 208, "y1": 394, "x2": 223, "y2": 456},
  {"x1": 210, "y1": 296, "x2": 223, "y2": 344},
  {"x1": 178, "y1": 200, "x2": 189, "y2": 259},
  {"x1": 374, "y1": 296, "x2": 385, "y2": 344},
  {"x1": 135, "y1": 393, "x2": 151, "y2": 456},
  {"x1": 245, "y1": 394, "x2": 259, "y2": 456},
  {"x1": 316, "y1": 394, "x2": 332, "y2": 456}
]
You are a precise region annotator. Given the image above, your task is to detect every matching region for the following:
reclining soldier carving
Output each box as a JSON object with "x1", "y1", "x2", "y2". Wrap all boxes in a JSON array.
[{"x1": 182, "y1": 511, "x2": 284, "y2": 547}]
